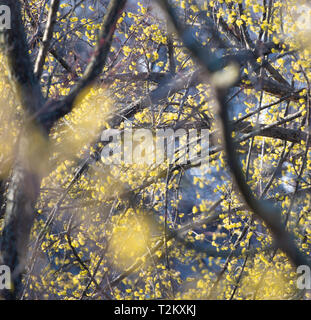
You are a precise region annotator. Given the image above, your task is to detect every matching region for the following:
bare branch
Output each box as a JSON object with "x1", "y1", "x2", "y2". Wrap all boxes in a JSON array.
[
  {"x1": 34, "y1": 0, "x2": 61, "y2": 79},
  {"x1": 61, "y1": 0, "x2": 127, "y2": 114}
]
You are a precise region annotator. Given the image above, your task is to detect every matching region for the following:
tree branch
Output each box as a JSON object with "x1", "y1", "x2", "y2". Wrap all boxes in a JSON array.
[
  {"x1": 34, "y1": 0, "x2": 61, "y2": 79},
  {"x1": 61, "y1": 0, "x2": 127, "y2": 115},
  {"x1": 0, "y1": 0, "x2": 44, "y2": 116}
]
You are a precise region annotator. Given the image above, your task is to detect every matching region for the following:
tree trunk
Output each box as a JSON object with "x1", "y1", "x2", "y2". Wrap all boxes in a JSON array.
[{"x1": 0, "y1": 130, "x2": 45, "y2": 299}]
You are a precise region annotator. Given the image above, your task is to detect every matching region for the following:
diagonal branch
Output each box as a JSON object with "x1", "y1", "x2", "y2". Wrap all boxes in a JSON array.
[
  {"x1": 37, "y1": 0, "x2": 127, "y2": 129},
  {"x1": 34, "y1": 0, "x2": 61, "y2": 79},
  {"x1": 61, "y1": 0, "x2": 127, "y2": 114}
]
